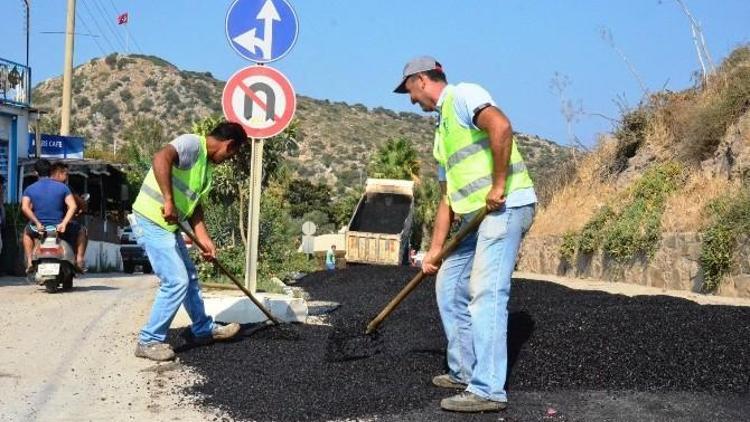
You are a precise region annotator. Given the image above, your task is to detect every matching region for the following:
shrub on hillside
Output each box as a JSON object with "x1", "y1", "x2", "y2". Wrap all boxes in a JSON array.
[
  {"x1": 130, "y1": 54, "x2": 175, "y2": 68},
  {"x1": 699, "y1": 188, "x2": 750, "y2": 292},
  {"x1": 560, "y1": 162, "x2": 683, "y2": 263},
  {"x1": 92, "y1": 100, "x2": 119, "y2": 121},
  {"x1": 76, "y1": 96, "x2": 91, "y2": 109},
  {"x1": 676, "y1": 47, "x2": 750, "y2": 162},
  {"x1": 611, "y1": 108, "x2": 650, "y2": 174},
  {"x1": 603, "y1": 162, "x2": 682, "y2": 261},
  {"x1": 104, "y1": 53, "x2": 118, "y2": 68},
  {"x1": 138, "y1": 98, "x2": 154, "y2": 112},
  {"x1": 119, "y1": 89, "x2": 133, "y2": 103}
]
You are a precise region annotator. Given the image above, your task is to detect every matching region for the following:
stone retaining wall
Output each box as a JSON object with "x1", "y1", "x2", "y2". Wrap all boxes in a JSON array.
[{"x1": 517, "y1": 233, "x2": 750, "y2": 298}]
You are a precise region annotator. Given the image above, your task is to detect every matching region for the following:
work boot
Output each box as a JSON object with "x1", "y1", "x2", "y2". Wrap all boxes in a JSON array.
[
  {"x1": 191, "y1": 322, "x2": 241, "y2": 345},
  {"x1": 134, "y1": 342, "x2": 175, "y2": 362},
  {"x1": 432, "y1": 374, "x2": 468, "y2": 389},
  {"x1": 440, "y1": 391, "x2": 508, "y2": 413},
  {"x1": 212, "y1": 322, "x2": 241, "y2": 341}
]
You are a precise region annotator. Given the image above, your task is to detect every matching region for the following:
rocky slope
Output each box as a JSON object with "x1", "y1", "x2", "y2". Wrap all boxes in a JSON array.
[{"x1": 31, "y1": 54, "x2": 571, "y2": 190}]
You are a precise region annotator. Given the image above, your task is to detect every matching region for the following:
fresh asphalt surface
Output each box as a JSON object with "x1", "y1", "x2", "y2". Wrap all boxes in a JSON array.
[{"x1": 171, "y1": 266, "x2": 750, "y2": 422}]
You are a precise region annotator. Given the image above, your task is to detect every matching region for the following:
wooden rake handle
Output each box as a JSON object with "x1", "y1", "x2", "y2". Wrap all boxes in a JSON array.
[
  {"x1": 365, "y1": 207, "x2": 488, "y2": 334},
  {"x1": 177, "y1": 220, "x2": 281, "y2": 325}
]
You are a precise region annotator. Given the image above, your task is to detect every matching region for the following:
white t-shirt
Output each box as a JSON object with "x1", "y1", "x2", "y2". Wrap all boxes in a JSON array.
[{"x1": 169, "y1": 134, "x2": 202, "y2": 170}]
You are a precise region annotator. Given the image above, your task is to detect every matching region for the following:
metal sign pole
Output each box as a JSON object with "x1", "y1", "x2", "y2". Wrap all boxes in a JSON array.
[{"x1": 244, "y1": 137, "x2": 265, "y2": 292}]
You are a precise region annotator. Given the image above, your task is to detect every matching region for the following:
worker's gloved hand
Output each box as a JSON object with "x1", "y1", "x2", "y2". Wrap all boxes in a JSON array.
[
  {"x1": 161, "y1": 200, "x2": 178, "y2": 224},
  {"x1": 421, "y1": 248, "x2": 441, "y2": 275}
]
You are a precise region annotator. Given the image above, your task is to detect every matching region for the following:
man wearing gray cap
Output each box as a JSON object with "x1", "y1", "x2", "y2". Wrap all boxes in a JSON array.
[{"x1": 395, "y1": 56, "x2": 536, "y2": 412}]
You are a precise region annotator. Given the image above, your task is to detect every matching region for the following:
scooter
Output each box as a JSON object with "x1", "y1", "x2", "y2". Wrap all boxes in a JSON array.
[{"x1": 28, "y1": 225, "x2": 79, "y2": 293}]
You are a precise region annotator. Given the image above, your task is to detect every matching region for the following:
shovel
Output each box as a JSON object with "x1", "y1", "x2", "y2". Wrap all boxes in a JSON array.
[
  {"x1": 176, "y1": 219, "x2": 282, "y2": 326},
  {"x1": 365, "y1": 207, "x2": 488, "y2": 335}
]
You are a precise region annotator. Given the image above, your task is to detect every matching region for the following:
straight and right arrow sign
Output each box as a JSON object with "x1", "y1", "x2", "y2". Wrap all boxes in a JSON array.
[{"x1": 225, "y1": 0, "x2": 299, "y2": 63}]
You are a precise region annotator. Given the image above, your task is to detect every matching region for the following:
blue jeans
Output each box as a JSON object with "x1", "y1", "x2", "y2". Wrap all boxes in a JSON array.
[
  {"x1": 133, "y1": 214, "x2": 214, "y2": 344},
  {"x1": 435, "y1": 204, "x2": 535, "y2": 402}
]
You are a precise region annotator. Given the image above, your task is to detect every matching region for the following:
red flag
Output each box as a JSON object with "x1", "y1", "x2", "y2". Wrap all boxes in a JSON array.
[{"x1": 117, "y1": 12, "x2": 128, "y2": 25}]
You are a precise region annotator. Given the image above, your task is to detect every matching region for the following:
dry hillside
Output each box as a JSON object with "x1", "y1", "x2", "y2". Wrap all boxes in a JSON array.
[
  {"x1": 31, "y1": 54, "x2": 571, "y2": 192},
  {"x1": 533, "y1": 45, "x2": 750, "y2": 236}
]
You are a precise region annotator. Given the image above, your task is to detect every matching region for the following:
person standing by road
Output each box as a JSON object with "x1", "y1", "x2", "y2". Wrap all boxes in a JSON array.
[
  {"x1": 326, "y1": 244, "x2": 337, "y2": 271},
  {"x1": 130, "y1": 122, "x2": 247, "y2": 362},
  {"x1": 394, "y1": 56, "x2": 536, "y2": 413}
]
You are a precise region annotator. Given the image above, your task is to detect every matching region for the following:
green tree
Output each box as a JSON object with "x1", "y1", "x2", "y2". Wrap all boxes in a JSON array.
[
  {"x1": 413, "y1": 179, "x2": 442, "y2": 250},
  {"x1": 284, "y1": 179, "x2": 332, "y2": 219},
  {"x1": 367, "y1": 137, "x2": 421, "y2": 181},
  {"x1": 120, "y1": 117, "x2": 167, "y2": 197},
  {"x1": 331, "y1": 187, "x2": 363, "y2": 229}
]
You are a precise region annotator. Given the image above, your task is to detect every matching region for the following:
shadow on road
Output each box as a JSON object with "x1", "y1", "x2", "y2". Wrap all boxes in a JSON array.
[
  {"x1": 507, "y1": 310, "x2": 535, "y2": 382},
  {"x1": 71, "y1": 285, "x2": 120, "y2": 292},
  {"x1": 0, "y1": 277, "x2": 31, "y2": 287}
]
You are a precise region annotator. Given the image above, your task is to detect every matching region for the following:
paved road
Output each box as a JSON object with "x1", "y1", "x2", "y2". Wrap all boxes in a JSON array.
[
  {"x1": 2, "y1": 271, "x2": 747, "y2": 422},
  {"x1": 0, "y1": 273, "x2": 222, "y2": 422}
]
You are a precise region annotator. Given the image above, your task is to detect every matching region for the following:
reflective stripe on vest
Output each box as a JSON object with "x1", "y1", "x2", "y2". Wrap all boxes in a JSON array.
[
  {"x1": 140, "y1": 176, "x2": 201, "y2": 203},
  {"x1": 433, "y1": 86, "x2": 534, "y2": 214},
  {"x1": 131, "y1": 135, "x2": 212, "y2": 231}
]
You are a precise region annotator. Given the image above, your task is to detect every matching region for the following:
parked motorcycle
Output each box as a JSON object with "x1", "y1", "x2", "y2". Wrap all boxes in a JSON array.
[{"x1": 28, "y1": 225, "x2": 80, "y2": 293}]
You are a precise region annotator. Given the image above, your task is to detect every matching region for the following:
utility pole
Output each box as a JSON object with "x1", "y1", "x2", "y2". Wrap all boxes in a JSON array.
[
  {"x1": 60, "y1": 0, "x2": 76, "y2": 136},
  {"x1": 23, "y1": 0, "x2": 30, "y2": 70}
]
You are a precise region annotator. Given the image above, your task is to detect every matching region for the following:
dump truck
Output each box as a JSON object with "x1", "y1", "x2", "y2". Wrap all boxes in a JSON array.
[{"x1": 345, "y1": 178, "x2": 414, "y2": 265}]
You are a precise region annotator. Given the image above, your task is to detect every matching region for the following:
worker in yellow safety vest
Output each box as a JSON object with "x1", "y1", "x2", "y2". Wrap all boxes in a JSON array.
[
  {"x1": 394, "y1": 56, "x2": 536, "y2": 413},
  {"x1": 130, "y1": 122, "x2": 247, "y2": 362}
]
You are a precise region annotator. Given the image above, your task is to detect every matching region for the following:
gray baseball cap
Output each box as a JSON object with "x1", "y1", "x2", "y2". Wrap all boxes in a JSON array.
[{"x1": 394, "y1": 56, "x2": 443, "y2": 93}]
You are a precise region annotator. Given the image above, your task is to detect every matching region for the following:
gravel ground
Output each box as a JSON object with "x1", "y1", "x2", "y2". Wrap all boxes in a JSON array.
[
  {"x1": 0, "y1": 273, "x2": 225, "y2": 422},
  {"x1": 173, "y1": 266, "x2": 750, "y2": 422}
]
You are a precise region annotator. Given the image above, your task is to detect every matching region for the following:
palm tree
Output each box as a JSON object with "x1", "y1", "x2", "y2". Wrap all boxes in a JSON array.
[{"x1": 367, "y1": 137, "x2": 421, "y2": 182}]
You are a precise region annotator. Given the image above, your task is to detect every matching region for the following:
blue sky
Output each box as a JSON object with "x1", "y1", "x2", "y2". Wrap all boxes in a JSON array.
[{"x1": 1, "y1": 0, "x2": 748, "y2": 147}]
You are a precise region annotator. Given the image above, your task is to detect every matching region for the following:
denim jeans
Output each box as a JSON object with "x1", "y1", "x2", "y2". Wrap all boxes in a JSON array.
[
  {"x1": 435, "y1": 204, "x2": 535, "y2": 402},
  {"x1": 133, "y1": 213, "x2": 214, "y2": 344}
]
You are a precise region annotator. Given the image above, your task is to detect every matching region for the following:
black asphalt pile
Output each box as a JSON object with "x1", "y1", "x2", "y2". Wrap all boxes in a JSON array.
[
  {"x1": 174, "y1": 266, "x2": 750, "y2": 422},
  {"x1": 348, "y1": 193, "x2": 412, "y2": 234}
]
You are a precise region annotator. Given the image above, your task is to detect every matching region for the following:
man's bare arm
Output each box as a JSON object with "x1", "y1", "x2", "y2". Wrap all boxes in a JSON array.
[
  {"x1": 21, "y1": 196, "x2": 43, "y2": 229},
  {"x1": 152, "y1": 144, "x2": 180, "y2": 223},
  {"x1": 476, "y1": 106, "x2": 513, "y2": 210}
]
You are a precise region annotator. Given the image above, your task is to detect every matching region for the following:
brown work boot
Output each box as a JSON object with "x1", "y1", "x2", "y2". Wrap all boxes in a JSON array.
[
  {"x1": 432, "y1": 374, "x2": 468, "y2": 389},
  {"x1": 440, "y1": 391, "x2": 508, "y2": 413},
  {"x1": 135, "y1": 342, "x2": 175, "y2": 362},
  {"x1": 191, "y1": 322, "x2": 242, "y2": 345},
  {"x1": 212, "y1": 322, "x2": 241, "y2": 341}
]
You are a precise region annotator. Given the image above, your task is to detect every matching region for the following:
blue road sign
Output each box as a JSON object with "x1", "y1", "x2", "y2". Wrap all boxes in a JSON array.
[{"x1": 226, "y1": 0, "x2": 299, "y2": 63}]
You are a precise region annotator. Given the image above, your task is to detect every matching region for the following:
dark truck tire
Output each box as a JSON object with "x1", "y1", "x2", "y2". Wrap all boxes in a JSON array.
[{"x1": 123, "y1": 262, "x2": 135, "y2": 274}]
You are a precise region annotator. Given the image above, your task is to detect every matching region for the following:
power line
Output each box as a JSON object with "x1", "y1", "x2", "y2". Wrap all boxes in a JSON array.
[
  {"x1": 75, "y1": 11, "x2": 108, "y2": 56},
  {"x1": 86, "y1": 0, "x2": 127, "y2": 51},
  {"x1": 106, "y1": 0, "x2": 144, "y2": 54},
  {"x1": 79, "y1": 0, "x2": 118, "y2": 52}
]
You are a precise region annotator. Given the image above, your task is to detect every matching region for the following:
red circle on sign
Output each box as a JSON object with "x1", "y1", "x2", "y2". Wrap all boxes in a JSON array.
[{"x1": 222, "y1": 65, "x2": 296, "y2": 139}]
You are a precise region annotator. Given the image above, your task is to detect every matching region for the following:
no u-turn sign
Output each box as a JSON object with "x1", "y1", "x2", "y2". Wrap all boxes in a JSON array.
[{"x1": 222, "y1": 65, "x2": 296, "y2": 139}]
